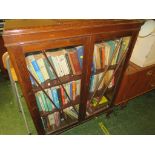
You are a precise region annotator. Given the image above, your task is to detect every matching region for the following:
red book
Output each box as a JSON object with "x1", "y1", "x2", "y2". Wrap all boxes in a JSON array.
[
  {"x1": 101, "y1": 46, "x2": 105, "y2": 68},
  {"x1": 60, "y1": 86, "x2": 65, "y2": 105},
  {"x1": 68, "y1": 49, "x2": 82, "y2": 75}
]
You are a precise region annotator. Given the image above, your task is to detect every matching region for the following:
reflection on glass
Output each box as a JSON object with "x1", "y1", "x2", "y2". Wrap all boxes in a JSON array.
[
  {"x1": 25, "y1": 45, "x2": 84, "y2": 133},
  {"x1": 87, "y1": 36, "x2": 131, "y2": 116}
]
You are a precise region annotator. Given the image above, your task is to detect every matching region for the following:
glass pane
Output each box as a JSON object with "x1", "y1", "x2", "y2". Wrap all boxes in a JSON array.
[
  {"x1": 25, "y1": 45, "x2": 84, "y2": 133},
  {"x1": 87, "y1": 36, "x2": 131, "y2": 117}
]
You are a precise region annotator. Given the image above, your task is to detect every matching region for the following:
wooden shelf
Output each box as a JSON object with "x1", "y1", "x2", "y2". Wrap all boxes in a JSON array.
[
  {"x1": 40, "y1": 96, "x2": 80, "y2": 117},
  {"x1": 32, "y1": 74, "x2": 82, "y2": 93},
  {"x1": 94, "y1": 65, "x2": 116, "y2": 75}
]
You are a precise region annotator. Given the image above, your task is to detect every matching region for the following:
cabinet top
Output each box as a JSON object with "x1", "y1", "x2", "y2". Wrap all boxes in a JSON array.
[
  {"x1": 4, "y1": 19, "x2": 144, "y2": 31},
  {"x1": 3, "y1": 19, "x2": 144, "y2": 47}
]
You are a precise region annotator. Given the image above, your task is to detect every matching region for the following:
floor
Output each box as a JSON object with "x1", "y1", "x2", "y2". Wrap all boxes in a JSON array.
[{"x1": 0, "y1": 73, "x2": 155, "y2": 135}]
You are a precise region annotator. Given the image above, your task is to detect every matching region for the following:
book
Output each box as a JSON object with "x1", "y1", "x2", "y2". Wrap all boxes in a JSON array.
[
  {"x1": 51, "y1": 88, "x2": 60, "y2": 109},
  {"x1": 72, "y1": 81, "x2": 77, "y2": 101},
  {"x1": 34, "y1": 54, "x2": 50, "y2": 81},
  {"x1": 76, "y1": 46, "x2": 84, "y2": 69},
  {"x1": 104, "y1": 70, "x2": 114, "y2": 88},
  {"x1": 94, "y1": 44, "x2": 102, "y2": 70},
  {"x1": 40, "y1": 91, "x2": 49, "y2": 112},
  {"x1": 50, "y1": 56, "x2": 62, "y2": 77},
  {"x1": 70, "y1": 82, "x2": 73, "y2": 100},
  {"x1": 67, "y1": 48, "x2": 82, "y2": 75},
  {"x1": 57, "y1": 87, "x2": 63, "y2": 107},
  {"x1": 44, "y1": 89, "x2": 53, "y2": 111},
  {"x1": 98, "y1": 72, "x2": 104, "y2": 90},
  {"x1": 26, "y1": 55, "x2": 44, "y2": 83},
  {"x1": 47, "y1": 114, "x2": 55, "y2": 127},
  {"x1": 64, "y1": 107, "x2": 78, "y2": 119},
  {"x1": 65, "y1": 53, "x2": 73, "y2": 74},
  {"x1": 58, "y1": 54, "x2": 70, "y2": 75},
  {"x1": 76, "y1": 80, "x2": 81, "y2": 96},
  {"x1": 107, "y1": 40, "x2": 116, "y2": 65},
  {"x1": 53, "y1": 112, "x2": 60, "y2": 127},
  {"x1": 104, "y1": 43, "x2": 111, "y2": 65},
  {"x1": 43, "y1": 58, "x2": 56, "y2": 80},
  {"x1": 60, "y1": 86, "x2": 66, "y2": 105},
  {"x1": 91, "y1": 96, "x2": 108, "y2": 107},
  {"x1": 97, "y1": 43, "x2": 105, "y2": 68},
  {"x1": 35, "y1": 92, "x2": 42, "y2": 111},
  {"x1": 26, "y1": 58, "x2": 40, "y2": 84},
  {"x1": 56, "y1": 56, "x2": 65, "y2": 76}
]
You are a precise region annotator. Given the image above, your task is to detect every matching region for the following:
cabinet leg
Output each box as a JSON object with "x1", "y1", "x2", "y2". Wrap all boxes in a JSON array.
[
  {"x1": 106, "y1": 108, "x2": 113, "y2": 118},
  {"x1": 120, "y1": 102, "x2": 128, "y2": 110}
]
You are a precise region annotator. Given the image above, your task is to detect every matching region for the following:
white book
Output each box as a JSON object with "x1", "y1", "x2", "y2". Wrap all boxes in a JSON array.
[
  {"x1": 59, "y1": 55, "x2": 70, "y2": 75},
  {"x1": 51, "y1": 56, "x2": 61, "y2": 77},
  {"x1": 37, "y1": 58, "x2": 50, "y2": 81},
  {"x1": 56, "y1": 56, "x2": 65, "y2": 76},
  {"x1": 92, "y1": 74, "x2": 99, "y2": 91},
  {"x1": 48, "y1": 114, "x2": 55, "y2": 126},
  {"x1": 104, "y1": 43, "x2": 111, "y2": 65},
  {"x1": 76, "y1": 80, "x2": 81, "y2": 96},
  {"x1": 98, "y1": 72, "x2": 104, "y2": 90}
]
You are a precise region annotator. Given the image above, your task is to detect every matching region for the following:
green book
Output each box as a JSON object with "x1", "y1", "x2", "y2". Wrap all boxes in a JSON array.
[
  {"x1": 44, "y1": 90, "x2": 53, "y2": 112},
  {"x1": 40, "y1": 92, "x2": 49, "y2": 112},
  {"x1": 35, "y1": 94, "x2": 42, "y2": 111},
  {"x1": 43, "y1": 58, "x2": 56, "y2": 80}
]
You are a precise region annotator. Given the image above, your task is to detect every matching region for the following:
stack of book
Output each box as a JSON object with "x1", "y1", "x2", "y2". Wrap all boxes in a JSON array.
[
  {"x1": 41, "y1": 103, "x2": 79, "y2": 131},
  {"x1": 92, "y1": 37, "x2": 131, "y2": 73},
  {"x1": 25, "y1": 46, "x2": 84, "y2": 131},
  {"x1": 25, "y1": 46, "x2": 84, "y2": 86},
  {"x1": 90, "y1": 36, "x2": 131, "y2": 92},
  {"x1": 35, "y1": 80, "x2": 81, "y2": 112}
]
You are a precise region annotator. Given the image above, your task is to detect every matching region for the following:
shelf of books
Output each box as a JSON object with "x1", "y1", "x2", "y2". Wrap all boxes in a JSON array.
[
  {"x1": 86, "y1": 36, "x2": 131, "y2": 117},
  {"x1": 25, "y1": 45, "x2": 84, "y2": 133}
]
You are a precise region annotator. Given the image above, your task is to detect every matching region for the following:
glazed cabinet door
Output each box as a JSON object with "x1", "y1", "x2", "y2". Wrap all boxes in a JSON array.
[
  {"x1": 84, "y1": 32, "x2": 136, "y2": 118},
  {"x1": 9, "y1": 36, "x2": 90, "y2": 134}
]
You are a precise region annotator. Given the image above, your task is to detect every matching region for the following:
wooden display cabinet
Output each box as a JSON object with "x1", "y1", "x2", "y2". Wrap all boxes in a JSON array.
[{"x1": 3, "y1": 20, "x2": 143, "y2": 134}]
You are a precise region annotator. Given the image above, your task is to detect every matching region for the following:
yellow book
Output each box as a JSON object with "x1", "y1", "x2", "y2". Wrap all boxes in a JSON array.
[{"x1": 92, "y1": 96, "x2": 108, "y2": 107}]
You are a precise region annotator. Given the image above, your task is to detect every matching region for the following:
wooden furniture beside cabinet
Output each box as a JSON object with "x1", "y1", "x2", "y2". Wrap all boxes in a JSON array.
[
  {"x1": 115, "y1": 62, "x2": 155, "y2": 105},
  {"x1": 3, "y1": 20, "x2": 143, "y2": 134}
]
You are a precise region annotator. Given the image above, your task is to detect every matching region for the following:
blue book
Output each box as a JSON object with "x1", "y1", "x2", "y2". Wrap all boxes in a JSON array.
[
  {"x1": 76, "y1": 46, "x2": 84, "y2": 69},
  {"x1": 70, "y1": 82, "x2": 73, "y2": 100},
  {"x1": 90, "y1": 75, "x2": 94, "y2": 92},
  {"x1": 29, "y1": 75, "x2": 35, "y2": 86},
  {"x1": 51, "y1": 89, "x2": 60, "y2": 109},
  {"x1": 31, "y1": 60, "x2": 44, "y2": 83}
]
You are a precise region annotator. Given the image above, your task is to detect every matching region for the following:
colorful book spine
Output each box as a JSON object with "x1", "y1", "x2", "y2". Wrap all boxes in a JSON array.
[
  {"x1": 35, "y1": 93, "x2": 42, "y2": 111},
  {"x1": 48, "y1": 114, "x2": 55, "y2": 127},
  {"x1": 51, "y1": 88, "x2": 60, "y2": 109},
  {"x1": 65, "y1": 53, "x2": 73, "y2": 74},
  {"x1": 44, "y1": 89, "x2": 53, "y2": 111},
  {"x1": 36, "y1": 58, "x2": 50, "y2": 81},
  {"x1": 70, "y1": 82, "x2": 73, "y2": 100},
  {"x1": 72, "y1": 81, "x2": 76, "y2": 101},
  {"x1": 31, "y1": 60, "x2": 45, "y2": 83},
  {"x1": 43, "y1": 59, "x2": 56, "y2": 80},
  {"x1": 40, "y1": 91, "x2": 49, "y2": 112},
  {"x1": 60, "y1": 86, "x2": 65, "y2": 105},
  {"x1": 76, "y1": 46, "x2": 84, "y2": 69}
]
